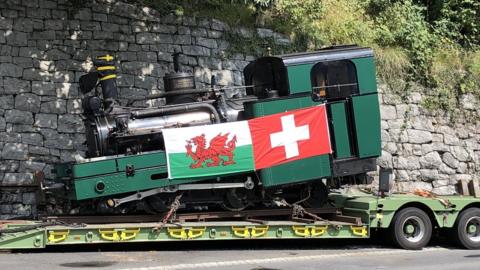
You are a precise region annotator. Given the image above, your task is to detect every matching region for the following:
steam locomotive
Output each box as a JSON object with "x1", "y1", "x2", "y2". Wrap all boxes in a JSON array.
[{"x1": 48, "y1": 45, "x2": 381, "y2": 214}]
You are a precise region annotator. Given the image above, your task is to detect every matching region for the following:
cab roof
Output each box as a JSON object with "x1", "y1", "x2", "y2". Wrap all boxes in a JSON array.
[{"x1": 278, "y1": 45, "x2": 373, "y2": 66}]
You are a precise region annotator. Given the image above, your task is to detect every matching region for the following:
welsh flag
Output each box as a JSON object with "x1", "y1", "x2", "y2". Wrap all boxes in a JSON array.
[{"x1": 162, "y1": 105, "x2": 331, "y2": 179}]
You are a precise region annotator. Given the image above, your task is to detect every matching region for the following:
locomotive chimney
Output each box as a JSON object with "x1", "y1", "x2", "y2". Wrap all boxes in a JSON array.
[
  {"x1": 163, "y1": 52, "x2": 196, "y2": 104},
  {"x1": 94, "y1": 54, "x2": 118, "y2": 112}
]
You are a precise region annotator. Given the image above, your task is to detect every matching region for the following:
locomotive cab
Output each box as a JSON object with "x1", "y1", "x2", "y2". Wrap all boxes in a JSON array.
[{"x1": 242, "y1": 45, "x2": 381, "y2": 187}]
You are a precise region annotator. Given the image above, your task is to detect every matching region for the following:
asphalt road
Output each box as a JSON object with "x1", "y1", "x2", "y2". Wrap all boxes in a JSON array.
[{"x1": 1, "y1": 239, "x2": 479, "y2": 270}]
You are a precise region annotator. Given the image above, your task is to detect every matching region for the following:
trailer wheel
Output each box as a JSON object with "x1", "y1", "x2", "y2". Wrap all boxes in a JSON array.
[
  {"x1": 391, "y1": 207, "x2": 432, "y2": 250},
  {"x1": 453, "y1": 208, "x2": 480, "y2": 249}
]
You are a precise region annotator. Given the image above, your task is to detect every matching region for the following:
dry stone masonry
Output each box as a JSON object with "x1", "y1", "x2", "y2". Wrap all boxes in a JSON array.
[{"x1": 0, "y1": 0, "x2": 479, "y2": 218}]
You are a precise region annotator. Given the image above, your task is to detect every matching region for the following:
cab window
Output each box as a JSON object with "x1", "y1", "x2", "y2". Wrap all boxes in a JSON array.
[{"x1": 311, "y1": 60, "x2": 358, "y2": 100}]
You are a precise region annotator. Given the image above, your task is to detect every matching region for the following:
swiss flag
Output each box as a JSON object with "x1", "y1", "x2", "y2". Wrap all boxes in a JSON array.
[{"x1": 247, "y1": 105, "x2": 332, "y2": 170}]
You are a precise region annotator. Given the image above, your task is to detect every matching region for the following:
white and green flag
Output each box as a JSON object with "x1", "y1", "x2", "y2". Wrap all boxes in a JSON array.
[
  {"x1": 162, "y1": 105, "x2": 332, "y2": 179},
  {"x1": 162, "y1": 121, "x2": 254, "y2": 179}
]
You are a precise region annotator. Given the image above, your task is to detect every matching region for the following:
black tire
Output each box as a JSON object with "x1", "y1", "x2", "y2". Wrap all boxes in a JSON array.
[
  {"x1": 453, "y1": 207, "x2": 480, "y2": 249},
  {"x1": 390, "y1": 207, "x2": 432, "y2": 250}
]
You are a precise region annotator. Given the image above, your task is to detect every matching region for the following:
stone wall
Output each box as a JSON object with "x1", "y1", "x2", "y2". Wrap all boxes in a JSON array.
[
  {"x1": 0, "y1": 0, "x2": 479, "y2": 218},
  {"x1": 377, "y1": 87, "x2": 480, "y2": 194},
  {"x1": 0, "y1": 0, "x2": 290, "y2": 218}
]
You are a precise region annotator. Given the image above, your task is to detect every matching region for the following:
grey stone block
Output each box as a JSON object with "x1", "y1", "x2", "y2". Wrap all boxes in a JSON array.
[
  {"x1": 34, "y1": 113, "x2": 57, "y2": 128},
  {"x1": 21, "y1": 133, "x2": 43, "y2": 146},
  {"x1": 151, "y1": 24, "x2": 176, "y2": 34},
  {"x1": 1, "y1": 143, "x2": 29, "y2": 160},
  {"x1": 0, "y1": 160, "x2": 20, "y2": 172},
  {"x1": 40, "y1": 99, "x2": 66, "y2": 114},
  {"x1": 380, "y1": 105, "x2": 397, "y2": 120},
  {"x1": 442, "y1": 152, "x2": 459, "y2": 169},
  {"x1": 407, "y1": 129, "x2": 432, "y2": 144},
  {"x1": 134, "y1": 76, "x2": 157, "y2": 90},
  {"x1": 29, "y1": 145, "x2": 49, "y2": 155},
  {"x1": 0, "y1": 117, "x2": 5, "y2": 131},
  {"x1": 419, "y1": 151, "x2": 442, "y2": 169},
  {"x1": 15, "y1": 93, "x2": 41, "y2": 112},
  {"x1": 451, "y1": 146, "x2": 470, "y2": 162},
  {"x1": 22, "y1": 192, "x2": 36, "y2": 204},
  {"x1": 12, "y1": 203, "x2": 32, "y2": 216},
  {"x1": 32, "y1": 81, "x2": 56, "y2": 96},
  {"x1": 55, "y1": 83, "x2": 78, "y2": 98},
  {"x1": 58, "y1": 114, "x2": 84, "y2": 133},
  {"x1": 0, "y1": 18, "x2": 13, "y2": 29},
  {"x1": 3, "y1": 77, "x2": 31, "y2": 94},
  {"x1": 0, "y1": 205, "x2": 13, "y2": 214},
  {"x1": 0, "y1": 63, "x2": 23, "y2": 77},
  {"x1": 136, "y1": 33, "x2": 173, "y2": 44},
  {"x1": 13, "y1": 18, "x2": 34, "y2": 32},
  {"x1": 0, "y1": 95, "x2": 14, "y2": 109},
  {"x1": 211, "y1": 19, "x2": 228, "y2": 31},
  {"x1": 6, "y1": 31, "x2": 28, "y2": 46},
  {"x1": 196, "y1": 37, "x2": 217, "y2": 48},
  {"x1": 394, "y1": 156, "x2": 421, "y2": 170},
  {"x1": 4, "y1": 109, "x2": 33, "y2": 124},
  {"x1": 67, "y1": 99, "x2": 82, "y2": 114},
  {"x1": 137, "y1": 52, "x2": 158, "y2": 62},
  {"x1": 173, "y1": 35, "x2": 192, "y2": 45},
  {"x1": 44, "y1": 133, "x2": 73, "y2": 150},
  {"x1": 191, "y1": 28, "x2": 208, "y2": 37},
  {"x1": 74, "y1": 8, "x2": 92, "y2": 21}
]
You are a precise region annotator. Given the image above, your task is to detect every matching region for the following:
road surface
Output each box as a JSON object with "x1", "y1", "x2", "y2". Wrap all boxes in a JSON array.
[{"x1": 1, "y1": 239, "x2": 479, "y2": 270}]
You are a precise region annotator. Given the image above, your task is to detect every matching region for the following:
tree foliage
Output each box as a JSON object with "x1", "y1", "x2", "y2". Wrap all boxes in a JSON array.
[{"x1": 132, "y1": 0, "x2": 479, "y2": 112}]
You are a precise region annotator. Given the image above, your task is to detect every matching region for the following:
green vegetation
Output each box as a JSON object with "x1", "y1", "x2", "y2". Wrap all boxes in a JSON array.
[{"x1": 134, "y1": 0, "x2": 480, "y2": 114}]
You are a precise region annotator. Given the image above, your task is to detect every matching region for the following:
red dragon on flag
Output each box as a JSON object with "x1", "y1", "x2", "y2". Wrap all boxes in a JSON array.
[{"x1": 185, "y1": 133, "x2": 237, "y2": 168}]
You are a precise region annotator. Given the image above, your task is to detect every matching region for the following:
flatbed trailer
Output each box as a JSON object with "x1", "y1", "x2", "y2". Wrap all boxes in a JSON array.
[{"x1": 2, "y1": 193, "x2": 480, "y2": 250}]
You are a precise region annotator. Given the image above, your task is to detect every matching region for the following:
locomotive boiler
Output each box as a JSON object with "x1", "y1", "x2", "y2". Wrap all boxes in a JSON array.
[{"x1": 49, "y1": 45, "x2": 381, "y2": 214}]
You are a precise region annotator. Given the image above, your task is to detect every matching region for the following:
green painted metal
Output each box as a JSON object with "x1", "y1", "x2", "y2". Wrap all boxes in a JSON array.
[
  {"x1": 329, "y1": 102, "x2": 352, "y2": 159},
  {"x1": 351, "y1": 57, "x2": 377, "y2": 94},
  {"x1": 70, "y1": 151, "x2": 167, "y2": 179},
  {"x1": 0, "y1": 227, "x2": 45, "y2": 249},
  {"x1": 351, "y1": 94, "x2": 381, "y2": 158},
  {"x1": 333, "y1": 194, "x2": 480, "y2": 228},
  {"x1": 260, "y1": 155, "x2": 331, "y2": 187},
  {"x1": 64, "y1": 151, "x2": 205, "y2": 200},
  {"x1": 244, "y1": 95, "x2": 331, "y2": 187},
  {"x1": 244, "y1": 94, "x2": 319, "y2": 117},
  {"x1": 286, "y1": 64, "x2": 314, "y2": 94}
]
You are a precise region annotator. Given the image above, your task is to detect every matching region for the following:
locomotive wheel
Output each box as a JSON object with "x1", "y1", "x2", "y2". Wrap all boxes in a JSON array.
[
  {"x1": 452, "y1": 207, "x2": 480, "y2": 249},
  {"x1": 390, "y1": 207, "x2": 432, "y2": 250},
  {"x1": 302, "y1": 182, "x2": 329, "y2": 208},
  {"x1": 222, "y1": 188, "x2": 248, "y2": 211}
]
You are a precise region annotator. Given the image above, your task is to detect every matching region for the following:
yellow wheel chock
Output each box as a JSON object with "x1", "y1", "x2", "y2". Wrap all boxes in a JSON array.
[
  {"x1": 167, "y1": 227, "x2": 206, "y2": 240},
  {"x1": 232, "y1": 226, "x2": 269, "y2": 238},
  {"x1": 292, "y1": 226, "x2": 328, "y2": 237},
  {"x1": 48, "y1": 230, "x2": 70, "y2": 243},
  {"x1": 98, "y1": 228, "x2": 140, "y2": 241},
  {"x1": 120, "y1": 228, "x2": 141, "y2": 241},
  {"x1": 350, "y1": 226, "x2": 368, "y2": 237},
  {"x1": 99, "y1": 229, "x2": 120, "y2": 241}
]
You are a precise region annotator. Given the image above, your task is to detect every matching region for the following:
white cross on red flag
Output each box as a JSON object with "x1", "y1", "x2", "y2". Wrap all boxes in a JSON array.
[{"x1": 248, "y1": 105, "x2": 332, "y2": 170}]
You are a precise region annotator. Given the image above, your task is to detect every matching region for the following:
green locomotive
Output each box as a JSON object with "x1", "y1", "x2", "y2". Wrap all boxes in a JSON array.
[{"x1": 50, "y1": 45, "x2": 381, "y2": 214}]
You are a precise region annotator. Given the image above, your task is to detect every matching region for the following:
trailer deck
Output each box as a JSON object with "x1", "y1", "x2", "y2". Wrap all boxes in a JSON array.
[{"x1": 2, "y1": 193, "x2": 480, "y2": 250}]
